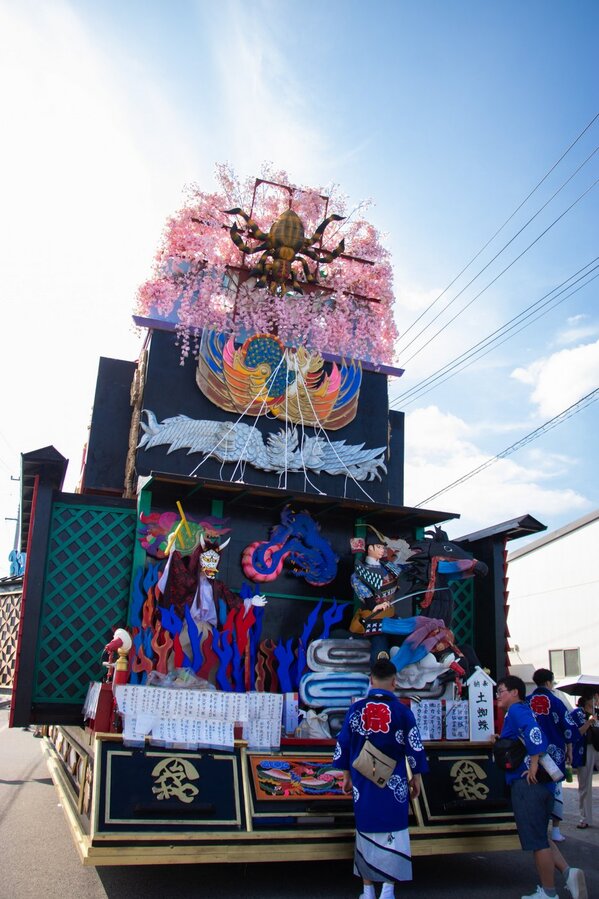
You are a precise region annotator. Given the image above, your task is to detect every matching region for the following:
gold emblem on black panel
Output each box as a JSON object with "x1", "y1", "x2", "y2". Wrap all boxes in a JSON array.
[
  {"x1": 151, "y1": 757, "x2": 200, "y2": 803},
  {"x1": 449, "y1": 760, "x2": 489, "y2": 801}
]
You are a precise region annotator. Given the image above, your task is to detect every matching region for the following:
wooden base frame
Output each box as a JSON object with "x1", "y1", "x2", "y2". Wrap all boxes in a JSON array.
[{"x1": 40, "y1": 728, "x2": 520, "y2": 866}]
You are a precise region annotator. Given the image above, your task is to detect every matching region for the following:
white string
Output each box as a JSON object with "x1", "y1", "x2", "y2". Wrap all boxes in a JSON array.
[
  {"x1": 284, "y1": 353, "x2": 290, "y2": 490},
  {"x1": 277, "y1": 353, "x2": 291, "y2": 491},
  {"x1": 290, "y1": 353, "x2": 325, "y2": 494},
  {"x1": 228, "y1": 352, "x2": 288, "y2": 483},
  {"x1": 188, "y1": 349, "x2": 287, "y2": 477},
  {"x1": 188, "y1": 340, "x2": 380, "y2": 502},
  {"x1": 293, "y1": 362, "x2": 377, "y2": 502}
]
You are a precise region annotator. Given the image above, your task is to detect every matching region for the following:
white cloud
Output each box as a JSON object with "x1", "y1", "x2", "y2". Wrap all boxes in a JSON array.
[
  {"x1": 511, "y1": 339, "x2": 599, "y2": 417},
  {"x1": 403, "y1": 405, "x2": 590, "y2": 537},
  {"x1": 553, "y1": 314, "x2": 599, "y2": 346},
  {"x1": 0, "y1": 0, "x2": 199, "y2": 572}
]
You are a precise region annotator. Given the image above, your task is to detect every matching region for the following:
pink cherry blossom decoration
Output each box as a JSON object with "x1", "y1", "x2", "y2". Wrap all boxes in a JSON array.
[{"x1": 135, "y1": 164, "x2": 398, "y2": 365}]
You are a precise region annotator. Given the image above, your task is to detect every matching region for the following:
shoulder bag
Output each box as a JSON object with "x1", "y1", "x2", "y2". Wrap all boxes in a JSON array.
[
  {"x1": 493, "y1": 737, "x2": 527, "y2": 771},
  {"x1": 352, "y1": 739, "x2": 396, "y2": 788}
]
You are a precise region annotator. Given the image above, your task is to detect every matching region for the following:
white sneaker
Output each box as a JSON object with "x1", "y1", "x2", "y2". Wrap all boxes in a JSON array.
[
  {"x1": 565, "y1": 867, "x2": 588, "y2": 899},
  {"x1": 521, "y1": 888, "x2": 554, "y2": 899},
  {"x1": 551, "y1": 826, "x2": 565, "y2": 842}
]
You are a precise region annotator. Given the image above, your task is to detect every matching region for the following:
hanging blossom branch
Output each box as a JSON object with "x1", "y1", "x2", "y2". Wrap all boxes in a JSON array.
[{"x1": 135, "y1": 163, "x2": 398, "y2": 364}]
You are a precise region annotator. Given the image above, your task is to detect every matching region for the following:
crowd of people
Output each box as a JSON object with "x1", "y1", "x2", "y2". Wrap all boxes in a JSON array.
[
  {"x1": 494, "y1": 671, "x2": 595, "y2": 899},
  {"x1": 335, "y1": 663, "x2": 597, "y2": 899}
]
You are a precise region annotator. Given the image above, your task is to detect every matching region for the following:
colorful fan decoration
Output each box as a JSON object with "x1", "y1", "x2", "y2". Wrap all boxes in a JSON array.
[{"x1": 196, "y1": 330, "x2": 362, "y2": 429}]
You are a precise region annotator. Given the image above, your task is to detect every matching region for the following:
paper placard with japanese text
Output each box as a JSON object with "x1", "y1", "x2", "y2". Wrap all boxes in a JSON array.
[
  {"x1": 445, "y1": 700, "x2": 470, "y2": 739},
  {"x1": 410, "y1": 699, "x2": 443, "y2": 740},
  {"x1": 113, "y1": 686, "x2": 282, "y2": 750},
  {"x1": 467, "y1": 673, "x2": 494, "y2": 741}
]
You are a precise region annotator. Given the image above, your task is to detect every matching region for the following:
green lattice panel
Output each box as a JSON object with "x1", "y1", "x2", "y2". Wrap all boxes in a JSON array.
[
  {"x1": 450, "y1": 578, "x2": 474, "y2": 646},
  {"x1": 33, "y1": 501, "x2": 136, "y2": 704}
]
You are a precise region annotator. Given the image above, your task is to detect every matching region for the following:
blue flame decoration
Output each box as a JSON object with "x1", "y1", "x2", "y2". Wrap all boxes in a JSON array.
[
  {"x1": 231, "y1": 636, "x2": 244, "y2": 691},
  {"x1": 143, "y1": 562, "x2": 162, "y2": 593},
  {"x1": 321, "y1": 600, "x2": 349, "y2": 639},
  {"x1": 239, "y1": 582, "x2": 255, "y2": 601},
  {"x1": 137, "y1": 627, "x2": 155, "y2": 685},
  {"x1": 184, "y1": 606, "x2": 203, "y2": 672},
  {"x1": 274, "y1": 638, "x2": 295, "y2": 693},
  {"x1": 249, "y1": 605, "x2": 265, "y2": 691},
  {"x1": 295, "y1": 640, "x2": 307, "y2": 685},
  {"x1": 218, "y1": 597, "x2": 228, "y2": 627},
  {"x1": 158, "y1": 604, "x2": 183, "y2": 636},
  {"x1": 213, "y1": 630, "x2": 234, "y2": 691},
  {"x1": 129, "y1": 566, "x2": 146, "y2": 628},
  {"x1": 131, "y1": 561, "x2": 162, "y2": 623},
  {"x1": 301, "y1": 599, "x2": 323, "y2": 647},
  {"x1": 292, "y1": 600, "x2": 323, "y2": 685},
  {"x1": 130, "y1": 627, "x2": 144, "y2": 685}
]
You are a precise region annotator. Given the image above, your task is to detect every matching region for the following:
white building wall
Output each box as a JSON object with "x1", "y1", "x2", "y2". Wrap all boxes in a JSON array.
[{"x1": 506, "y1": 516, "x2": 599, "y2": 675}]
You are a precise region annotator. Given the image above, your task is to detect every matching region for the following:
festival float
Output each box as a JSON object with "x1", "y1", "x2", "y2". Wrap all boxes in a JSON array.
[{"x1": 10, "y1": 168, "x2": 546, "y2": 865}]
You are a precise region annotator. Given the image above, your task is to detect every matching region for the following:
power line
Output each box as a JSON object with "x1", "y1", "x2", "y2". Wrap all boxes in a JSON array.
[
  {"x1": 414, "y1": 388, "x2": 599, "y2": 507},
  {"x1": 390, "y1": 258, "x2": 599, "y2": 408},
  {"x1": 398, "y1": 142, "x2": 599, "y2": 362},
  {"x1": 398, "y1": 271, "x2": 599, "y2": 409},
  {"x1": 393, "y1": 260, "x2": 599, "y2": 406},
  {"x1": 395, "y1": 111, "x2": 599, "y2": 356},
  {"x1": 398, "y1": 174, "x2": 599, "y2": 368}
]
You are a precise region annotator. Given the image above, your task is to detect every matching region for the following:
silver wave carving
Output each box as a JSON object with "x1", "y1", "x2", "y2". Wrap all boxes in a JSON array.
[
  {"x1": 299, "y1": 672, "x2": 370, "y2": 708},
  {"x1": 138, "y1": 410, "x2": 387, "y2": 481},
  {"x1": 307, "y1": 639, "x2": 371, "y2": 672}
]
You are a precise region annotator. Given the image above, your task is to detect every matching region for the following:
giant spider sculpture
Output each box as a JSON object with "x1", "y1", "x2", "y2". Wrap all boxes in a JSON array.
[{"x1": 225, "y1": 207, "x2": 345, "y2": 295}]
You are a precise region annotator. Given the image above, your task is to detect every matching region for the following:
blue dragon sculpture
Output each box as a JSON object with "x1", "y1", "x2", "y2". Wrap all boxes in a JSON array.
[{"x1": 241, "y1": 506, "x2": 338, "y2": 586}]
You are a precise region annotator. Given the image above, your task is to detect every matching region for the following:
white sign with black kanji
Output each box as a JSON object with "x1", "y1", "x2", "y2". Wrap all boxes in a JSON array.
[{"x1": 466, "y1": 667, "x2": 496, "y2": 742}]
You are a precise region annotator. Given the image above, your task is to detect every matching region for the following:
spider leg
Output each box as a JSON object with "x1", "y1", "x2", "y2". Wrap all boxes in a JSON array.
[
  {"x1": 230, "y1": 226, "x2": 271, "y2": 257},
  {"x1": 289, "y1": 271, "x2": 305, "y2": 294},
  {"x1": 225, "y1": 208, "x2": 269, "y2": 242},
  {"x1": 230, "y1": 223, "x2": 258, "y2": 255},
  {"x1": 249, "y1": 252, "x2": 272, "y2": 285},
  {"x1": 305, "y1": 213, "x2": 345, "y2": 246},
  {"x1": 296, "y1": 257, "x2": 316, "y2": 284},
  {"x1": 317, "y1": 240, "x2": 346, "y2": 262},
  {"x1": 302, "y1": 240, "x2": 345, "y2": 263},
  {"x1": 301, "y1": 247, "x2": 319, "y2": 262}
]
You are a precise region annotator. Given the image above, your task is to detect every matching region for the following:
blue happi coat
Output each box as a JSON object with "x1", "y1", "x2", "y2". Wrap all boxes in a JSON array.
[
  {"x1": 499, "y1": 700, "x2": 550, "y2": 787},
  {"x1": 570, "y1": 706, "x2": 587, "y2": 768},
  {"x1": 334, "y1": 688, "x2": 428, "y2": 832},
  {"x1": 527, "y1": 687, "x2": 574, "y2": 774}
]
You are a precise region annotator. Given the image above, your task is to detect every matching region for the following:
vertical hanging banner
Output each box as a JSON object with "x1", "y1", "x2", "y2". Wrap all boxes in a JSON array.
[{"x1": 466, "y1": 667, "x2": 496, "y2": 742}]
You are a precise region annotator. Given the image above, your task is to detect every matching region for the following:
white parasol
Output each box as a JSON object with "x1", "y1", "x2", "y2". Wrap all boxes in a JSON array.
[{"x1": 554, "y1": 674, "x2": 599, "y2": 696}]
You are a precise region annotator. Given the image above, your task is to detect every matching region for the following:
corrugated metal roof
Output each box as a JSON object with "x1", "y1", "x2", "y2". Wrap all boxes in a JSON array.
[
  {"x1": 457, "y1": 513, "x2": 546, "y2": 545},
  {"x1": 507, "y1": 508, "x2": 599, "y2": 561}
]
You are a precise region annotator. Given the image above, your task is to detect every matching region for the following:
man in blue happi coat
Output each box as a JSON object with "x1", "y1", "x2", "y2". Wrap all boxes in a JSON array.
[
  {"x1": 528, "y1": 668, "x2": 574, "y2": 842},
  {"x1": 495, "y1": 675, "x2": 587, "y2": 899},
  {"x1": 334, "y1": 659, "x2": 428, "y2": 899}
]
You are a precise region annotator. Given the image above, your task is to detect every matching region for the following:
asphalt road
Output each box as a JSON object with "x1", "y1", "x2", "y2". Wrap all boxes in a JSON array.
[{"x1": 1, "y1": 702, "x2": 597, "y2": 898}]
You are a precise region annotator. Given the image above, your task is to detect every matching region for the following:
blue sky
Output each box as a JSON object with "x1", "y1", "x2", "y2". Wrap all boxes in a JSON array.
[{"x1": 0, "y1": 0, "x2": 598, "y2": 573}]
